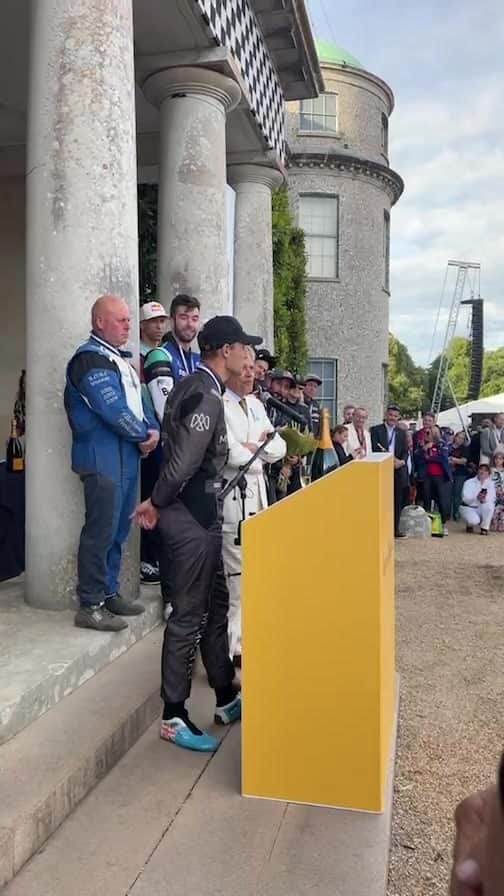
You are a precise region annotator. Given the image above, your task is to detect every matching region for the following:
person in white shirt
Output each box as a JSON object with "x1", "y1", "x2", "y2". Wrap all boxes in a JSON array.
[
  {"x1": 222, "y1": 348, "x2": 286, "y2": 664},
  {"x1": 459, "y1": 462, "x2": 496, "y2": 534},
  {"x1": 346, "y1": 406, "x2": 371, "y2": 458}
]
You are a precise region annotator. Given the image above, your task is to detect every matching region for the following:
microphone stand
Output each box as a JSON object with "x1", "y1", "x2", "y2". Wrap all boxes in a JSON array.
[{"x1": 219, "y1": 431, "x2": 277, "y2": 547}]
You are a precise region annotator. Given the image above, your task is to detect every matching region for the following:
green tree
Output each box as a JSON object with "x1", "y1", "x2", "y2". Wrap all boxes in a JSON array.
[
  {"x1": 481, "y1": 347, "x2": 504, "y2": 397},
  {"x1": 272, "y1": 188, "x2": 308, "y2": 371},
  {"x1": 428, "y1": 337, "x2": 471, "y2": 408},
  {"x1": 138, "y1": 184, "x2": 158, "y2": 300},
  {"x1": 388, "y1": 333, "x2": 427, "y2": 416}
]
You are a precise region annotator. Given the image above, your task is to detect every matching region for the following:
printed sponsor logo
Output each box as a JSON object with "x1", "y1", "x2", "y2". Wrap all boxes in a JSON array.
[{"x1": 190, "y1": 413, "x2": 210, "y2": 432}]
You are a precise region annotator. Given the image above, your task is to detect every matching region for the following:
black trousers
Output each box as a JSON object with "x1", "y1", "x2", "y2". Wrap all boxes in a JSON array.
[
  {"x1": 393, "y1": 471, "x2": 406, "y2": 535},
  {"x1": 423, "y1": 477, "x2": 452, "y2": 524},
  {"x1": 158, "y1": 501, "x2": 235, "y2": 705},
  {"x1": 140, "y1": 447, "x2": 162, "y2": 566}
]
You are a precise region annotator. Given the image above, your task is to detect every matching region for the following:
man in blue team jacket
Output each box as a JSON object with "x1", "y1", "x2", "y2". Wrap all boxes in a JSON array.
[{"x1": 65, "y1": 295, "x2": 160, "y2": 632}]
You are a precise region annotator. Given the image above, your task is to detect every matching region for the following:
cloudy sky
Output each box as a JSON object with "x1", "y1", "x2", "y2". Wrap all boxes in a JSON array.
[{"x1": 305, "y1": 0, "x2": 504, "y2": 365}]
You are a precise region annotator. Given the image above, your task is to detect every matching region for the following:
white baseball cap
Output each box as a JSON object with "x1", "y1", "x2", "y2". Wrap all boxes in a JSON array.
[{"x1": 140, "y1": 301, "x2": 168, "y2": 322}]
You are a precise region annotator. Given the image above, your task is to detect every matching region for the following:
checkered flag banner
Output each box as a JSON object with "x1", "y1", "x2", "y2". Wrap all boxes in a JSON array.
[{"x1": 194, "y1": 0, "x2": 286, "y2": 161}]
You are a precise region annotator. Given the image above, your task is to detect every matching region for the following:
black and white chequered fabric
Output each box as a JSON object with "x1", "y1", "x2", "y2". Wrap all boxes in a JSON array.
[{"x1": 195, "y1": 0, "x2": 286, "y2": 162}]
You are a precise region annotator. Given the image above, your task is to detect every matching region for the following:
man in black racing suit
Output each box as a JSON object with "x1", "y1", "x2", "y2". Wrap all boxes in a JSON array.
[{"x1": 133, "y1": 316, "x2": 262, "y2": 752}]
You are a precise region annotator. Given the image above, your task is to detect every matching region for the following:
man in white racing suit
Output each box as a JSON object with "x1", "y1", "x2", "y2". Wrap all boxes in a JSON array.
[{"x1": 222, "y1": 348, "x2": 286, "y2": 664}]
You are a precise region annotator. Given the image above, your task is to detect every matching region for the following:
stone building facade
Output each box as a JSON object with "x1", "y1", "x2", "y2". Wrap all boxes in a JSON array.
[
  {"x1": 0, "y1": 0, "x2": 322, "y2": 610},
  {"x1": 286, "y1": 40, "x2": 404, "y2": 424}
]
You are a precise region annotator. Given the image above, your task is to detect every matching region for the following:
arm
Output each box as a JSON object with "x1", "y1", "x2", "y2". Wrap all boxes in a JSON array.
[
  {"x1": 143, "y1": 348, "x2": 174, "y2": 425},
  {"x1": 253, "y1": 402, "x2": 287, "y2": 464},
  {"x1": 69, "y1": 352, "x2": 149, "y2": 443},
  {"x1": 480, "y1": 429, "x2": 491, "y2": 459},
  {"x1": 397, "y1": 431, "x2": 408, "y2": 462},
  {"x1": 151, "y1": 388, "x2": 219, "y2": 508},
  {"x1": 462, "y1": 479, "x2": 479, "y2": 507}
]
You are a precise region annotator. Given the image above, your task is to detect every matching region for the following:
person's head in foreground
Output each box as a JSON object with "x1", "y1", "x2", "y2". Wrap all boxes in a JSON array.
[
  {"x1": 332, "y1": 424, "x2": 348, "y2": 446},
  {"x1": 451, "y1": 749, "x2": 504, "y2": 895}
]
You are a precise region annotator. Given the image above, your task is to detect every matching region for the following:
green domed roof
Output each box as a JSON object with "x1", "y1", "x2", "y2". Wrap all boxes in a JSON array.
[{"x1": 316, "y1": 39, "x2": 363, "y2": 69}]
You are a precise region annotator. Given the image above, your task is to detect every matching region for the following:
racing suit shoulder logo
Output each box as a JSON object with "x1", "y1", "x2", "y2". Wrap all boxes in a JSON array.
[{"x1": 190, "y1": 412, "x2": 210, "y2": 432}]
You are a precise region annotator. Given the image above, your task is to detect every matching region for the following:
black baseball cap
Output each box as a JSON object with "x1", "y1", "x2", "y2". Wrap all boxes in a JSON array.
[
  {"x1": 198, "y1": 315, "x2": 262, "y2": 352},
  {"x1": 270, "y1": 369, "x2": 295, "y2": 384},
  {"x1": 255, "y1": 348, "x2": 277, "y2": 368}
]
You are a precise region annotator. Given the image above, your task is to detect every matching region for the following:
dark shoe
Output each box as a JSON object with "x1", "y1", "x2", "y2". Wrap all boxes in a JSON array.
[
  {"x1": 466, "y1": 526, "x2": 474, "y2": 533},
  {"x1": 75, "y1": 606, "x2": 128, "y2": 632},
  {"x1": 480, "y1": 528, "x2": 489, "y2": 536},
  {"x1": 105, "y1": 594, "x2": 145, "y2": 616},
  {"x1": 394, "y1": 532, "x2": 406, "y2": 538},
  {"x1": 140, "y1": 562, "x2": 160, "y2": 586}
]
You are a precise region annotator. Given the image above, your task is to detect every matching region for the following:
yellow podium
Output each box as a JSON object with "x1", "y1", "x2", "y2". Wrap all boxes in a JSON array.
[{"x1": 241, "y1": 453, "x2": 395, "y2": 813}]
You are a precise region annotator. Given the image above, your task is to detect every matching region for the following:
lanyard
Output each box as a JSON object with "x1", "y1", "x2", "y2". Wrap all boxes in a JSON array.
[
  {"x1": 174, "y1": 340, "x2": 195, "y2": 376},
  {"x1": 199, "y1": 365, "x2": 222, "y2": 394}
]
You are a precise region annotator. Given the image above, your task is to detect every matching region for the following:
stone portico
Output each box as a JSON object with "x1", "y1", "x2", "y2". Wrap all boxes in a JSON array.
[{"x1": 0, "y1": 0, "x2": 322, "y2": 611}]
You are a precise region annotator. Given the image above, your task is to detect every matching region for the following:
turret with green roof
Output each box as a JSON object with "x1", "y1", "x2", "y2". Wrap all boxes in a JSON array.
[{"x1": 315, "y1": 39, "x2": 363, "y2": 70}]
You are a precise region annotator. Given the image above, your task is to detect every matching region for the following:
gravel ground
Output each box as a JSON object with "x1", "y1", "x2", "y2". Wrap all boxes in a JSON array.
[{"x1": 387, "y1": 522, "x2": 504, "y2": 895}]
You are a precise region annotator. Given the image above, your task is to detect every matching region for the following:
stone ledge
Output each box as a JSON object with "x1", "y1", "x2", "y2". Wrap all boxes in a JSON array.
[
  {"x1": 0, "y1": 627, "x2": 163, "y2": 887},
  {"x1": 0, "y1": 580, "x2": 162, "y2": 745}
]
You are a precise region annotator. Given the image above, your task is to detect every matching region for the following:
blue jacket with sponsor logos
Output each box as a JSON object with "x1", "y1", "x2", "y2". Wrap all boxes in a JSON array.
[
  {"x1": 64, "y1": 335, "x2": 158, "y2": 481},
  {"x1": 162, "y1": 334, "x2": 200, "y2": 383}
]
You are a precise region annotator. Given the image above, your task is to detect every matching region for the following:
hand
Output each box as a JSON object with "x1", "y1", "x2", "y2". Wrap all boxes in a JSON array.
[
  {"x1": 394, "y1": 458, "x2": 405, "y2": 469},
  {"x1": 352, "y1": 447, "x2": 365, "y2": 459},
  {"x1": 131, "y1": 498, "x2": 159, "y2": 530},
  {"x1": 280, "y1": 464, "x2": 292, "y2": 481},
  {"x1": 139, "y1": 429, "x2": 160, "y2": 457},
  {"x1": 478, "y1": 491, "x2": 487, "y2": 503},
  {"x1": 258, "y1": 431, "x2": 270, "y2": 443},
  {"x1": 243, "y1": 442, "x2": 260, "y2": 453},
  {"x1": 451, "y1": 787, "x2": 492, "y2": 895}
]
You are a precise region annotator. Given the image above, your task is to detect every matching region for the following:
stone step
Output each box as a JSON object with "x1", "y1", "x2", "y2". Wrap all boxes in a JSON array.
[
  {"x1": 0, "y1": 579, "x2": 162, "y2": 744},
  {"x1": 3, "y1": 685, "x2": 398, "y2": 896},
  {"x1": 0, "y1": 625, "x2": 165, "y2": 888}
]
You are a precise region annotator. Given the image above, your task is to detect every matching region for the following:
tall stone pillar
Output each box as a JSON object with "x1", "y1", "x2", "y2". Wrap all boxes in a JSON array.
[
  {"x1": 26, "y1": 0, "x2": 139, "y2": 609},
  {"x1": 143, "y1": 67, "x2": 241, "y2": 320},
  {"x1": 227, "y1": 164, "x2": 283, "y2": 349}
]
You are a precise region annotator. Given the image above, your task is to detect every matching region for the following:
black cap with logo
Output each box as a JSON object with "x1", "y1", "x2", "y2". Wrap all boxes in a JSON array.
[{"x1": 198, "y1": 315, "x2": 262, "y2": 352}]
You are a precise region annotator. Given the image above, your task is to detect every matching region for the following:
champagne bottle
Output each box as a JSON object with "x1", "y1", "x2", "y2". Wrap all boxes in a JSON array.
[
  {"x1": 311, "y1": 408, "x2": 339, "y2": 481},
  {"x1": 6, "y1": 417, "x2": 24, "y2": 473}
]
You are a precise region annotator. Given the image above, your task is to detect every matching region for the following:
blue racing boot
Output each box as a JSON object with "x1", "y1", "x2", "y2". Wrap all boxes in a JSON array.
[
  {"x1": 214, "y1": 692, "x2": 242, "y2": 726},
  {"x1": 160, "y1": 717, "x2": 219, "y2": 752}
]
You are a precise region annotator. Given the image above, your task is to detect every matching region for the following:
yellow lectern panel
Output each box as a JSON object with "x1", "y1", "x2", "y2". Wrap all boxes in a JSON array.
[{"x1": 241, "y1": 454, "x2": 395, "y2": 812}]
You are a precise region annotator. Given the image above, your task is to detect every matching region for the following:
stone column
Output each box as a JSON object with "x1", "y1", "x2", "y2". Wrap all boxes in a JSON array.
[
  {"x1": 143, "y1": 67, "x2": 241, "y2": 320},
  {"x1": 227, "y1": 164, "x2": 283, "y2": 348},
  {"x1": 26, "y1": 0, "x2": 139, "y2": 609}
]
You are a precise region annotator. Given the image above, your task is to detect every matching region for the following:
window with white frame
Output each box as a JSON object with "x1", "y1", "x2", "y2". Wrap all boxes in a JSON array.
[
  {"x1": 383, "y1": 210, "x2": 391, "y2": 291},
  {"x1": 299, "y1": 94, "x2": 338, "y2": 133},
  {"x1": 299, "y1": 194, "x2": 339, "y2": 280},
  {"x1": 307, "y1": 358, "x2": 338, "y2": 421}
]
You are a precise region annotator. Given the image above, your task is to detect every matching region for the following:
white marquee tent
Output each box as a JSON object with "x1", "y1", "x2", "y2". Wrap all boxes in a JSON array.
[{"x1": 437, "y1": 393, "x2": 504, "y2": 430}]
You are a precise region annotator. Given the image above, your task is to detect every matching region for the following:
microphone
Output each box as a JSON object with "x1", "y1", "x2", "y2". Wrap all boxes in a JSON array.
[{"x1": 265, "y1": 395, "x2": 307, "y2": 427}]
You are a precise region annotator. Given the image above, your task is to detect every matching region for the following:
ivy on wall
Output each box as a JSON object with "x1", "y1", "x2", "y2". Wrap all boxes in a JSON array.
[{"x1": 272, "y1": 187, "x2": 308, "y2": 372}]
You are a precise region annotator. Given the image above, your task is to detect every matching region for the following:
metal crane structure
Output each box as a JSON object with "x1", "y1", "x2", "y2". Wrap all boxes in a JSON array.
[{"x1": 430, "y1": 261, "x2": 481, "y2": 429}]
